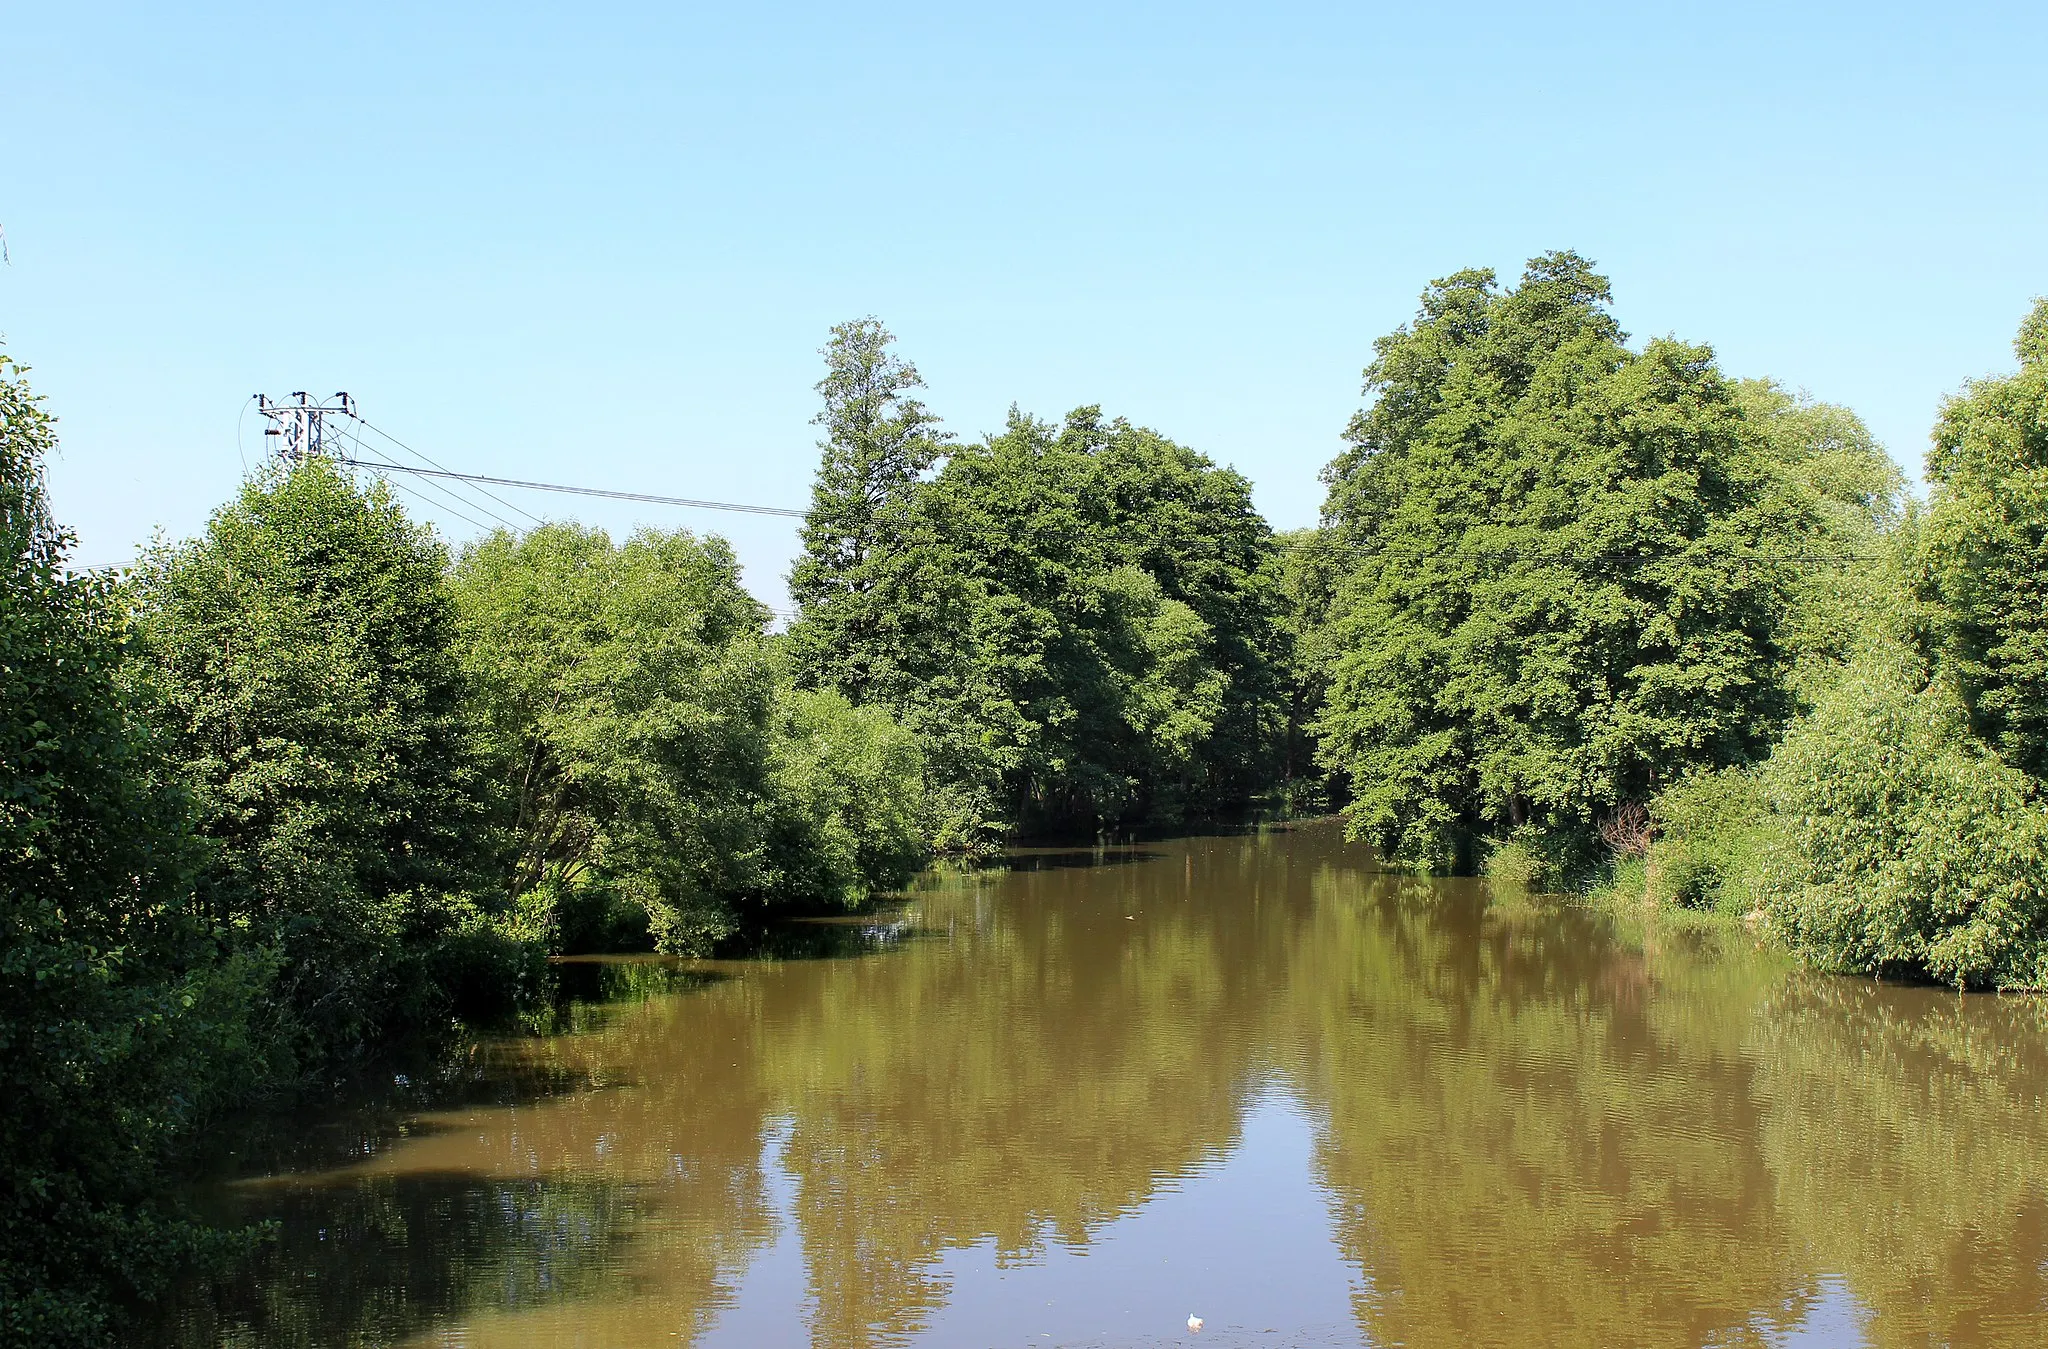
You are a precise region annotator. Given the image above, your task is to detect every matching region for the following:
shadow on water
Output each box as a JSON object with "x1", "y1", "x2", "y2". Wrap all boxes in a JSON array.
[
  {"x1": 167, "y1": 1173, "x2": 649, "y2": 1349},
  {"x1": 162, "y1": 955, "x2": 747, "y2": 1346},
  {"x1": 991, "y1": 847, "x2": 1167, "y2": 872},
  {"x1": 549, "y1": 955, "x2": 728, "y2": 1006},
  {"x1": 748, "y1": 913, "x2": 940, "y2": 960}
]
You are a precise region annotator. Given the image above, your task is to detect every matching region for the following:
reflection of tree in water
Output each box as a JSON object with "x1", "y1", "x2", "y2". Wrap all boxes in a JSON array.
[
  {"x1": 1751, "y1": 977, "x2": 2048, "y2": 1349},
  {"x1": 1276, "y1": 864, "x2": 1815, "y2": 1349},
  {"x1": 174, "y1": 1176, "x2": 647, "y2": 1348},
  {"x1": 176, "y1": 823, "x2": 2048, "y2": 1347},
  {"x1": 753, "y1": 843, "x2": 1298, "y2": 1346}
]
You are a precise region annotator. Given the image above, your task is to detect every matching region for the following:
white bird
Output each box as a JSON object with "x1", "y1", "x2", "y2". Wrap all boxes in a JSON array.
[{"x1": 1187, "y1": 1313, "x2": 1204, "y2": 1333}]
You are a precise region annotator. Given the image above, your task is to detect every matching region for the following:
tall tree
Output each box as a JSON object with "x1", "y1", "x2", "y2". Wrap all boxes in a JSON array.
[
  {"x1": 1913, "y1": 297, "x2": 2048, "y2": 779},
  {"x1": 795, "y1": 397, "x2": 1287, "y2": 840},
  {"x1": 788, "y1": 318, "x2": 953, "y2": 700},
  {"x1": 1314, "y1": 253, "x2": 1823, "y2": 874}
]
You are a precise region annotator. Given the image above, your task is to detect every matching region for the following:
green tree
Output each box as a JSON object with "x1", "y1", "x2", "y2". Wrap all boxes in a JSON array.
[
  {"x1": 130, "y1": 461, "x2": 504, "y2": 1058},
  {"x1": 764, "y1": 685, "x2": 928, "y2": 910},
  {"x1": 1314, "y1": 253, "x2": 1830, "y2": 875},
  {"x1": 1, "y1": 353, "x2": 263, "y2": 1347},
  {"x1": 806, "y1": 401, "x2": 1287, "y2": 838},
  {"x1": 1913, "y1": 297, "x2": 2048, "y2": 779},
  {"x1": 450, "y1": 523, "x2": 925, "y2": 954},
  {"x1": 788, "y1": 317, "x2": 953, "y2": 702},
  {"x1": 1269, "y1": 527, "x2": 1348, "y2": 809},
  {"x1": 1752, "y1": 643, "x2": 2048, "y2": 990},
  {"x1": 1733, "y1": 378, "x2": 1906, "y2": 682},
  {"x1": 786, "y1": 316, "x2": 1293, "y2": 844}
]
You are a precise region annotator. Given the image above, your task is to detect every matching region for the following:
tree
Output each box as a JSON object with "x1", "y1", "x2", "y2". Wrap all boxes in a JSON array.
[
  {"x1": 1, "y1": 353, "x2": 262, "y2": 1346},
  {"x1": 788, "y1": 317, "x2": 953, "y2": 702},
  {"x1": 788, "y1": 322, "x2": 1289, "y2": 844},
  {"x1": 451, "y1": 522, "x2": 777, "y2": 952},
  {"x1": 1269, "y1": 528, "x2": 1349, "y2": 809},
  {"x1": 1913, "y1": 297, "x2": 2048, "y2": 780},
  {"x1": 450, "y1": 523, "x2": 926, "y2": 954},
  {"x1": 1753, "y1": 643, "x2": 2048, "y2": 989},
  {"x1": 129, "y1": 461, "x2": 503, "y2": 1058},
  {"x1": 1314, "y1": 253, "x2": 1826, "y2": 875}
]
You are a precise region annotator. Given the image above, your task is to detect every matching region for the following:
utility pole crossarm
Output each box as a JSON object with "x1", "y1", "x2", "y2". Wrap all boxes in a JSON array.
[{"x1": 255, "y1": 392, "x2": 355, "y2": 466}]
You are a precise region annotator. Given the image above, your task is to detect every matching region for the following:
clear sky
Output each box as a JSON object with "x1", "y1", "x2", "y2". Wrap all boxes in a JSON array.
[{"x1": 5, "y1": 1, "x2": 2044, "y2": 611}]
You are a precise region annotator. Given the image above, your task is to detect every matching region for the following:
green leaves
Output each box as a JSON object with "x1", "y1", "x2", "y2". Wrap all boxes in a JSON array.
[
  {"x1": 1754, "y1": 645, "x2": 2048, "y2": 990},
  {"x1": 2, "y1": 355, "x2": 266, "y2": 1345},
  {"x1": 450, "y1": 522, "x2": 926, "y2": 954},
  {"x1": 1913, "y1": 297, "x2": 2048, "y2": 779},
  {"x1": 129, "y1": 461, "x2": 493, "y2": 1055},
  {"x1": 789, "y1": 340, "x2": 1291, "y2": 842},
  {"x1": 1313, "y1": 254, "x2": 1890, "y2": 875}
]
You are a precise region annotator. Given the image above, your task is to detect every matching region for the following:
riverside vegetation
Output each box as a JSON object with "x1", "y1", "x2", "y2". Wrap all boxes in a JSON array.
[{"x1": 3, "y1": 254, "x2": 2046, "y2": 1343}]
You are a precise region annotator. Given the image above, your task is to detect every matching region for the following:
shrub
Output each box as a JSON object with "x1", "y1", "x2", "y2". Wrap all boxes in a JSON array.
[
  {"x1": 1753, "y1": 646, "x2": 2048, "y2": 989},
  {"x1": 1483, "y1": 838, "x2": 1542, "y2": 892},
  {"x1": 1647, "y1": 769, "x2": 1767, "y2": 913}
]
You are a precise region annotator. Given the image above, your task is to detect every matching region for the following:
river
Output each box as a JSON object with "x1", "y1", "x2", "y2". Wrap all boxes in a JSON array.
[{"x1": 174, "y1": 819, "x2": 2048, "y2": 1348}]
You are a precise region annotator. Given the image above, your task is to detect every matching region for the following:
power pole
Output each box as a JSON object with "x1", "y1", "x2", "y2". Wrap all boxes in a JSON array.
[{"x1": 256, "y1": 391, "x2": 355, "y2": 466}]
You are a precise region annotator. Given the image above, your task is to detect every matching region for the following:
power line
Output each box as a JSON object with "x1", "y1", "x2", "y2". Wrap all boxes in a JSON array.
[
  {"x1": 350, "y1": 416, "x2": 547, "y2": 527},
  {"x1": 332, "y1": 458, "x2": 808, "y2": 519},
  {"x1": 382, "y1": 475, "x2": 493, "y2": 533},
  {"x1": 345, "y1": 426, "x2": 524, "y2": 532}
]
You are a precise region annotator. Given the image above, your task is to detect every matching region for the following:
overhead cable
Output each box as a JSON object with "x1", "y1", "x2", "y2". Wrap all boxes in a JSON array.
[{"x1": 334, "y1": 458, "x2": 807, "y2": 519}]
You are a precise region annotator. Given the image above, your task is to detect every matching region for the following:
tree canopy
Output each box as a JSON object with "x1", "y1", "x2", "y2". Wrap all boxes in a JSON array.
[
  {"x1": 1, "y1": 354, "x2": 261, "y2": 1346},
  {"x1": 451, "y1": 522, "x2": 926, "y2": 953},
  {"x1": 1312, "y1": 252, "x2": 1890, "y2": 876},
  {"x1": 1913, "y1": 296, "x2": 2048, "y2": 779},
  {"x1": 788, "y1": 332, "x2": 1291, "y2": 845},
  {"x1": 130, "y1": 462, "x2": 506, "y2": 1056}
]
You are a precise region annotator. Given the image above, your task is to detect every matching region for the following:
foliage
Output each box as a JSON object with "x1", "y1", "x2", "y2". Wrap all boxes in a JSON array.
[
  {"x1": 1752, "y1": 644, "x2": 2048, "y2": 989},
  {"x1": 1481, "y1": 837, "x2": 1542, "y2": 893},
  {"x1": 1732, "y1": 378, "x2": 1906, "y2": 685},
  {"x1": 790, "y1": 326, "x2": 1290, "y2": 843},
  {"x1": 0, "y1": 354, "x2": 264, "y2": 1347},
  {"x1": 1313, "y1": 252, "x2": 1876, "y2": 875},
  {"x1": 1912, "y1": 297, "x2": 2048, "y2": 779},
  {"x1": 450, "y1": 523, "x2": 926, "y2": 954},
  {"x1": 129, "y1": 461, "x2": 517, "y2": 1058},
  {"x1": 1268, "y1": 528, "x2": 1347, "y2": 810},
  {"x1": 764, "y1": 685, "x2": 927, "y2": 910},
  {"x1": 787, "y1": 317, "x2": 954, "y2": 704},
  {"x1": 1643, "y1": 766, "x2": 1767, "y2": 913}
]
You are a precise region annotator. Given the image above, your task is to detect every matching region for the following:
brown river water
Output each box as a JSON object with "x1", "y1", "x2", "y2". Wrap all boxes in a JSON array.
[{"x1": 174, "y1": 819, "x2": 2048, "y2": 1348}]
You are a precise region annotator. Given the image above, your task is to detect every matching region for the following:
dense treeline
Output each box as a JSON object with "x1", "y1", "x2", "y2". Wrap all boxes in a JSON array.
[
  {"x1": 0, "y1": 381, "x2": 924, "y2": 1341},
  {"x1": 5, "y1": 259, "x2": 2046, "y2": 1341}
]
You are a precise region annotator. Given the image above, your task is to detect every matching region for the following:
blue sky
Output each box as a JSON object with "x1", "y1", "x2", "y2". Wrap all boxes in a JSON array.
[{"x1": 5, "y1": 1, "x2": 2044, "y2": 610}]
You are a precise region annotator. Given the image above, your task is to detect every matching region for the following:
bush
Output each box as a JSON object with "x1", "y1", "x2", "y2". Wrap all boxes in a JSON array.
[
  {"x1": 1646, "y1": 769, "x2": 1767, "y2": 913},
  {"x1": 1753, "y1": 646, "x2": 2048, "y2": 989},
  {"x1": 1482, "y1": 838, "x2": 1542, "y2": 892}
]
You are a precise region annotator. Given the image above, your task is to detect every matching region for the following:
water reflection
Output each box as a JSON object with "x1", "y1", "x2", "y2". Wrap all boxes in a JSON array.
[{"x1": 178, "y1": 821, "x2": 2048, "y2": 1347}]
